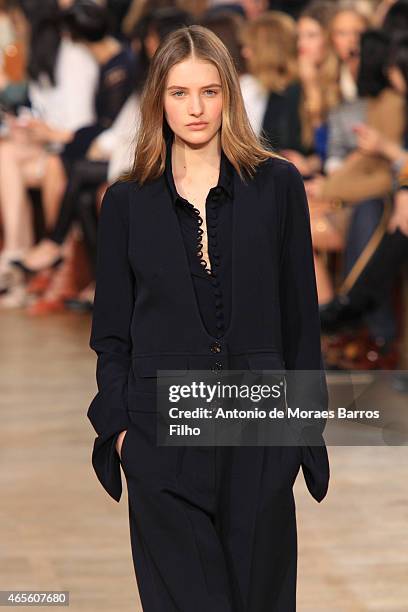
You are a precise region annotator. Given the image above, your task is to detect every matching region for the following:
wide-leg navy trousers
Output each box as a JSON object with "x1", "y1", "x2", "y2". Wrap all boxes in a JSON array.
[{"x1": 120, "y1": 412, "x2": 301, "y2": 611}]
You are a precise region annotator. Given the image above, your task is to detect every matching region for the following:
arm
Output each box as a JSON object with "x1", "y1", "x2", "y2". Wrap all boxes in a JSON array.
[
  {"x1": 279, "y1": 162, "x2": 330, "y2": 502},
  {"x1": 87, "y1": 182, "x2": 135, "y2": 502},
  {"x1": 324, "y1": 106, "x2": 350, "y2": 174}
]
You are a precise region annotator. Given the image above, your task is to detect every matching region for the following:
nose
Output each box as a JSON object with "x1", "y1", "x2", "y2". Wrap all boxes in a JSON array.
[{"x1": 188, "y1": 93, "x2": 204, "y2": 116}]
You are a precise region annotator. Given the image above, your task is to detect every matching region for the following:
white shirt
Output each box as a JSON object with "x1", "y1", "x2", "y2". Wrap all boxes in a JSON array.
[
  {"x1": 28, "y1": 36, "x2": 98, "y2": 132},
  {"x1": 239, "y1": 73, "x2": 269, "y2": 137},
  {"x1": 95, "y1": 93, "x2": 141, "y2": 183}
]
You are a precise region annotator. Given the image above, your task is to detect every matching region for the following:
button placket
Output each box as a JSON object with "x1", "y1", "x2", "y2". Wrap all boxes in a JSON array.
[
  {"x1": 207, "y1": 195, "x2": 226, "y2": 340},
  {"x1": 192, "y1": 207, "x2": 212, "y2": 276}
]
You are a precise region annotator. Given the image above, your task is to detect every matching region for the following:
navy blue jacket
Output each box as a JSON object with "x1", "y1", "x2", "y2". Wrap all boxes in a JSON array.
[{"x1": 87, "y1": 153, "x2": 330, "y2": 504}]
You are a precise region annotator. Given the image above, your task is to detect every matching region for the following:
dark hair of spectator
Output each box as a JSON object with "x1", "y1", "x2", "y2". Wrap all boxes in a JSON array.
[
  {"x1": 387, "y1": 32, "x2": 408, "y2": 96},
  {"x1": 356, "y1": 29, "x2": 390, "y2": 97},
  {"x1": 61, "y1": 0, "x2": 112, "y2": 43},
  {"x1": 147, "y1": 6, "x2": 192, "y2": 43},
  {"x1": 382, "y1": 0, "x2": 408, "y2": 40},
  {"x1": 13, "y1": 0, "x2": 62, "y2": 85},
  {"x1": 199, "y1": 11, "x2": 246, "y2": 75},
  {"x1": 130, "y1": 7, "x2": 193, "y2": 94}
]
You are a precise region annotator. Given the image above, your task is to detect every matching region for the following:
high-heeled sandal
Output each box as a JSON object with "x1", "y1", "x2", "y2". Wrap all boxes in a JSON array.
[{"x1": 10, "y1": 255, "x2": 64, "y2": 276}]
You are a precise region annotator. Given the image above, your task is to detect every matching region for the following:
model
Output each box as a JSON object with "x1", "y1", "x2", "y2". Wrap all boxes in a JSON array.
[{"x1": 87, "y1": 24, "x2": 330, "y2": 612}]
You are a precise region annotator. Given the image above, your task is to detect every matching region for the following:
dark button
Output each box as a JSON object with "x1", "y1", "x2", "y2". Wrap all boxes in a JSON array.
[
  {"x1": 210, "y1": 230, "x2": 217, "y2": 237},
  {"x1": 209, "y1": 202, "x2": 217, "y2": 209},
  {"x1": 209, "y1": 221, "x2": 218, "y2": 229},
  {"x1": 216, "y1": 321, "x2": 224, "y2": 329},
  {"x1": 215, "y1": 299, "x2": 222, "y2": 306},
  {"x1": 214, "y1": 187, "x2": 222, "y2": 195},
  {"x1": 210, "y1": 211, "x2": 218, "y2": 219},
  {"x1": 211, "y1": 361, "x2": 223, "y2": 371},
  {"x1": 216, "y1": 310, "x2": 224, "y2": 319},
  {"x1": 210, "y1": 238, "x2": 218, "y2": 246},
  {"x1": 210, "y1": 341, "x2": 222, "y2": 353},
  {"x1": 213, "y1": 252, "x2": 220, "y2": 259},
  {"x1": 214, "y1": 288, "x2": 222, "y2": 296},
  {"x1": 216, "y1": 331, "x2": 224, "y2": 339}
]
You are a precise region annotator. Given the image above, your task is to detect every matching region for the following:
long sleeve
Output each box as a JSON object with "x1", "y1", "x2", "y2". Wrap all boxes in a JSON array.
[
  {"x1": 87, "y1": 182, "x2": 134, "y2": 502},
  {"x1": 279, "y1": 161, "x2": 330, "y2": 502}
]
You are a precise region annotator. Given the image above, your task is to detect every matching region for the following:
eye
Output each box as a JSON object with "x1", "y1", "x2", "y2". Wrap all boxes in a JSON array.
[
  {"x1": 172, "y1": 91, "x2": 185, "y2": 97},
  {"x1": 204, "y1": 89, "x2": 218, "y2": 96}
]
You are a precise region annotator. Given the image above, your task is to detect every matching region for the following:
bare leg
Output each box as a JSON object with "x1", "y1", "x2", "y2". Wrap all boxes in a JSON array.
[
  {"x1": 314, "y1": 252, "x2": 334, "y2": 304},
  {"x1": 310, "y1": 213, "x2": 346, "y2": 305},
  {"x1": 42, "y1": 154, "x2": 68, "y2": 231},
  {"x1": 16, "y1": 156, "x2": 69, "y2": 270},
  {"x1": 0, "y1": 139, "x2": 40, "y2": 255}
]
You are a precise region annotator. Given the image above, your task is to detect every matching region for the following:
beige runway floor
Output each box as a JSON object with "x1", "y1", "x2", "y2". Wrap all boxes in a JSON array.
[{"x1": 1, "y1": 310, "x2": 407, "y2": 611}]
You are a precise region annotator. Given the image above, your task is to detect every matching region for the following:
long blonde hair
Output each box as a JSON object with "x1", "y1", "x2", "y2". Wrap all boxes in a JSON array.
[
  {"x1": 298, "y1": 1, "x2": 341, "y2": 148},
  {"x1": 239, "y1": 11, "x2": 298, "y2": 93},
  {"x1": 121, "y1": 24, "x2": 283, "y2": 185}
]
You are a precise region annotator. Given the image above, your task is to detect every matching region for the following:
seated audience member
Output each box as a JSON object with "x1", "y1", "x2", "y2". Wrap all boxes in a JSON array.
[
  {"x1": 67, "y1": 6, "x2": 194, "y2": 311},
  {"x1": 0, "y1": 0, "x2": 98, "y2": 300},
  {"x1": 316, "y1": 31, "x2": 408, "y2": 368},
  {"x1": 306, "y1": 31, "x2": 405, "y2": 304},
  {"x1": 320, "y1": 31, "x2": 408, "y2": 337},
  {"x1": 287, "y1": 1, "x2": 341, "y2": 176},
  {"x1": 239, "y1": 11, "x2": 302, "y2": 153},
  {"x1": 13, "y1": 6, "x2": 193, "y2": 312},
  {"x1": 329, "y1": 0, "x2": 372, "y2": 102},
  {"x1": 11, "y1": 0, "x2": 136, "y2": 279}
]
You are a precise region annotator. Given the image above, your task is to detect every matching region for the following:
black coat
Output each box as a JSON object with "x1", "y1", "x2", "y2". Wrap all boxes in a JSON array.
[{"x1": 87, "y1": 154, "x2": 330, "y2": 504}]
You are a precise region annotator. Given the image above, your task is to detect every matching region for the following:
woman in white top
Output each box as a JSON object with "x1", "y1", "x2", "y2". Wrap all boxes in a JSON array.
[{"x1": 0, "y1": 0, "x2": 98, "y2": 290}]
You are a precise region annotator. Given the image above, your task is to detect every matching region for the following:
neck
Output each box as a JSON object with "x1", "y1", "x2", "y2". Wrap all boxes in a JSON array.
[{"x1": 172, "y1": 131, "x2": 221, "y2": 178}]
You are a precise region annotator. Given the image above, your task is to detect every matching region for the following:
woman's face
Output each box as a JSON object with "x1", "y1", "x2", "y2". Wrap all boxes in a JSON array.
[
  {"x1": 331, "y1": 10, "x2": 366, "y2": 62},
  {"x1": 387, "y1": 65, "x2": 407, "y2": 95},
  {"x1": 164, "y1": 56, "x2": 223, "y2": 146},
  {"x1": 297, "y1": 16, "x2": 327, "y2": 65}
]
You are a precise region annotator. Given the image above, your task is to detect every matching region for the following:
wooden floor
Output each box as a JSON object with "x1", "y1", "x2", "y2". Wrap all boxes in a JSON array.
[{"x1": 1, "y1": 310, "x2": 407, "y2": 611}]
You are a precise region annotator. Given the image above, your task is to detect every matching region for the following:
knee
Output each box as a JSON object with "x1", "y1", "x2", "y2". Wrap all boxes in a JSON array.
[{"x1": 0, "y1": 139, "x2": 18, "y2": 163}]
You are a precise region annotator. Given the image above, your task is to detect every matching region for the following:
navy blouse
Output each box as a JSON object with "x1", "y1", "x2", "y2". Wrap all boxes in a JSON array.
[{"x1": 164, "y1": 133, "x2": 234, "y2": 343}]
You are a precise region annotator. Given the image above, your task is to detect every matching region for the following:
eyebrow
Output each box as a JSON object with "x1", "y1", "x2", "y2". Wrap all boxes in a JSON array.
[{"x1": 167, "y1": 83, "x2": 222, "y2": 90}]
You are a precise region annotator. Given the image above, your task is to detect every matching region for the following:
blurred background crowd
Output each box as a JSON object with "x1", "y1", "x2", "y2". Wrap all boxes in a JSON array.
[{"x1": 0, "y1": 0, "x2": 407, "y2": 372}]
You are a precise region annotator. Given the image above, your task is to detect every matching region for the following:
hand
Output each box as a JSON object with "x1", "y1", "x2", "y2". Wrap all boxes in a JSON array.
[
  {"x1": 388, "y1": 190, "x2": 408, "y2": 237},
  {"x1": 26, "y1": 118, "x2": 52, "y2": 143},
  {"x1": 86, "y1": 139, "x2": 108, "y2": 161},
  {"x1": 304, "y1": 175, "x2": 325, "y2": 200},
  {"x1": 281, "y1": 150, "x2": 312, "y2": 176},
  {"x1": 116, "y1": 429, "x2": 128, "y2": 460},
  {"x1": 353, "y1": 123, "x2": 384, "y2": 155},
  {"x1": 298, "y1": 55, "x2": 318, "y2": 85}
]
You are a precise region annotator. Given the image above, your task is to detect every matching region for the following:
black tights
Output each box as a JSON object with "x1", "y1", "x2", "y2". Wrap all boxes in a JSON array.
[{"x1": 50, "y1": 159, "x2": 108, "y2": 246}]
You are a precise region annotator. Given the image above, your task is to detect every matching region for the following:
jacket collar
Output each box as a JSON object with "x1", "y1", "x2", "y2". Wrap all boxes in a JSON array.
[{"x1": 164, "y1": 131, "x2": 234, "y2": 206}]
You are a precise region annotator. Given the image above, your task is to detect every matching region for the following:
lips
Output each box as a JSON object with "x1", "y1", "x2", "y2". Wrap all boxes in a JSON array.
[{"x1": 187, "y1": 122, "x2": 207, "y2": 126}]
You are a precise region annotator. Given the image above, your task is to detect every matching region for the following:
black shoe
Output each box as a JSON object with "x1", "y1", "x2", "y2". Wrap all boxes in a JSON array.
[
  {"x1": 319, "y1": 296, "x2": 364, "y2": 333},
  {"x1": 64, "y1": 297, "x2": 93, "y2": 312},
  {"x1": 10, "y1": 256, "x2": 64, "y2": 275},
  {"x1": 392, "y1": 373, "x2": 408, "y2": 393}
]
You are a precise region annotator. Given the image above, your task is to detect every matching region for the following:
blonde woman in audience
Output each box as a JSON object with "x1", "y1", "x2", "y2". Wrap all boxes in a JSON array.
[
  {"x1": 286, "y1": 0, "x2": 340, "y2": 176},
  {"x1": 239, "y1": 11, "x2": 300, "y2": 152},
  {"x1": 329, "y1": 0, "x2": 372, "y2": 101}
]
